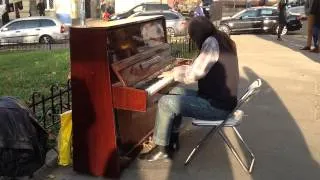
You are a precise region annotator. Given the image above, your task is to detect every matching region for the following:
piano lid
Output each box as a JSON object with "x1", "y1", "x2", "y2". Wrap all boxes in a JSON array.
[{"x1": 107, "y1": 16, "x2": 173, "y2": 87}]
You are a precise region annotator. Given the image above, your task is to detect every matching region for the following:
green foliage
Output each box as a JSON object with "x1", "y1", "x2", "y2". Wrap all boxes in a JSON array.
[{"x1": 0, "y1": 50, "x2": 70, "y2": 101}]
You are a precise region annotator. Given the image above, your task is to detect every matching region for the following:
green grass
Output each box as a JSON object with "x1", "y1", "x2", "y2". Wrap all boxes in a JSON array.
[
  {"x1": 0, "y1": 43, "x2": 197, "y2": 103},
  {"x1": 0, "y1": 49, "x2": 70, "y2": 102}
]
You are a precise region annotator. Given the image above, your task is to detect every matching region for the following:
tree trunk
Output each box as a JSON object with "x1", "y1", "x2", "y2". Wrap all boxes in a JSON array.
[{"x1": 29, "y1": 0, "x2": 37, "y2": 16}]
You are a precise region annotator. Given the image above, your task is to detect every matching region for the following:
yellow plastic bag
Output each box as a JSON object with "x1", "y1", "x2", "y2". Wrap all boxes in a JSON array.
[{"x1": 58, "y1": 110, "x2": 72, "y2": 166}]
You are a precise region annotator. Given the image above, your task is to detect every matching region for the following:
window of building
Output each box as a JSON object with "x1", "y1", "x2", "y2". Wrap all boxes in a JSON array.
[{"x1": 44, "y1": 0, "x2": 54, "y2": 10}]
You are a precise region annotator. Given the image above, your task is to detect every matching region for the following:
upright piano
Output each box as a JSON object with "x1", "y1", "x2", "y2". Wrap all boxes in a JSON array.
[{"x1": 70, "y1": 16, "x2": 191, "y2": 178}]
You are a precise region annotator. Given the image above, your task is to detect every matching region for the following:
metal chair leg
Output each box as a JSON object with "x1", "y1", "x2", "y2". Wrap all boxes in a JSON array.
[
  {"x1": 232, "y1": 127, "x2": 255, "y2": 173},
  {"x1": 219, "y1": 128, "x2": 255, "y2": 173},
  {"x1": 184, "y1": 126, "x2": 216, "y2": 165}
]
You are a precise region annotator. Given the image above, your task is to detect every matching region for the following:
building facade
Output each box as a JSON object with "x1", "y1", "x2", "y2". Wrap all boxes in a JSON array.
[{"x1": 1, "y1": 0, "x2": 112, "y2": 25}]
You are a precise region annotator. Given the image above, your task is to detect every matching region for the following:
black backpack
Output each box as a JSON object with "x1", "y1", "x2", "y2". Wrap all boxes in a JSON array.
[{"x1": 0, "y1": 96, "x2": 48, "y2": 178}]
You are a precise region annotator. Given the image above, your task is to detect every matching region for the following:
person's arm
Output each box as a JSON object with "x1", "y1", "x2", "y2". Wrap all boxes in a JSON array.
[{"x1": 171, "y1": 36, "x2": 220, "y2": 84}]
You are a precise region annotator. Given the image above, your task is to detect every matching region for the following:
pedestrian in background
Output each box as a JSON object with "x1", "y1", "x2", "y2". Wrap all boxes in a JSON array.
[
  {"x1": 300, "y1": 0, "x2": 314, "y2": 50},
  {"x1": 100, "y1": 0, "x2": 106, "y2": 19},
  {"x1": 194, "y1": 1, "x2": 205, "y2": 17},
  {"x1": 277, "y1": 0, "x2": 287, "y2": 41},
  {"x1": 103, "y1": 9, "x2": 110, "y2": 21},
  {"x1": 246, "y1": 0, "x2": 252, "y2": 9},
  {"x1": 106, "y1": 2, "x2": 114, "y2": 15},
  {"x1": 309, "y1": 0, "x2": 319, "y2": 53},
  {"x1": 37, "y1": 0, "x2": 45, "y2": 16},
  {"x1": 1, "y1": 4, "x2": 10, "y2": 26}
]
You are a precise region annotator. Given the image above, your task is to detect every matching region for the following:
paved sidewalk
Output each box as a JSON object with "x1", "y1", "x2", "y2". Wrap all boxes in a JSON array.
[{"x1": 37, "y1": 35, "x2": 320, "y2": 180}]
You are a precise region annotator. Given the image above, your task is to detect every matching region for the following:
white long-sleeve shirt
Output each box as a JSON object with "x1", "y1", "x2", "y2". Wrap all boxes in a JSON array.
[{"x1": 172, "y1": 36, "x2": 220, "y2": 84}]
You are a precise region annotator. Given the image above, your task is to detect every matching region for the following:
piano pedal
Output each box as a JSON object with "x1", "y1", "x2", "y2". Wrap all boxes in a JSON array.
[{"x1": 141, "y1": 136, "x2": 156, "y2": 154}]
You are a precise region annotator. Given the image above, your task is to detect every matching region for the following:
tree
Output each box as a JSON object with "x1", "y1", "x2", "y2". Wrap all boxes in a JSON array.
[{"x1": 29, "y1": 0, "x2": 37, "y2": 16}]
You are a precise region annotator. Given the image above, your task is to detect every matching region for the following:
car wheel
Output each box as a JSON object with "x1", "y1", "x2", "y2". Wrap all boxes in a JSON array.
[
  {"x1": 166, "y1": 28, "x2": 175, "y2": 37},
  {"x1": 275, "y1": 25, "x2": 288, "y2": 35},
  {"x1": 219, "y1": 25, "x2": 231, "y2": 35},
  {"x1": 39, "y1": 35, "x2": 53, "y2": 44}
]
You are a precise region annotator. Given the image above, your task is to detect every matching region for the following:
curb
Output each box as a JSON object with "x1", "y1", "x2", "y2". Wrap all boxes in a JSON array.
[{"x1": 33, "y1": 149, "x2": 59, "y2": 179}]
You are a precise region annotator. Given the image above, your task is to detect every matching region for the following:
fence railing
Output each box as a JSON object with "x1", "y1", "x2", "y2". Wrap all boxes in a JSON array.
[
  {"x1": 28, "y1": 80, "x2": 72, "y2": 135},
  {"x1": 0, "y1": 37, "x2": 197, "y2": 55},
  {"x1": 0, "y1": 39, "x2": 69, "y2": 52},
  {"x1": 169, "y1": 36, "x2": 198, "y2": 59}
]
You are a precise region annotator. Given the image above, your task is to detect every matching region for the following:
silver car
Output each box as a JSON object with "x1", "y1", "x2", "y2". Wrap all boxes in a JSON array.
[
  {"x1": 130, "y1": 10, "x2": 188, "y2": 36},
  {"x1": 0, "y1": 16, "x2": 69, "y2": 45}
]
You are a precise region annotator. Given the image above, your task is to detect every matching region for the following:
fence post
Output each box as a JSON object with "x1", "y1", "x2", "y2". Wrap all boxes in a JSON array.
[
  {"x1": 49, "y1": 41, "x2": 52, "y2": 50},
  {"x1": 41, "y1": 95, "x2": 46, "y2": 128}
]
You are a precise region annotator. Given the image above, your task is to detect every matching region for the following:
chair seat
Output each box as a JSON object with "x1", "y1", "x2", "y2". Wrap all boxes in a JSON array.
[{"x1": 192, "y1": 110, "x2": 244, "y2": 127}]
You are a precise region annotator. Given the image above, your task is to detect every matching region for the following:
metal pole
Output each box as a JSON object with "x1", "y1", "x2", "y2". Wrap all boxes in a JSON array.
[{"x1": 80, "y1": 0, "x2": 86, "y2": 26}]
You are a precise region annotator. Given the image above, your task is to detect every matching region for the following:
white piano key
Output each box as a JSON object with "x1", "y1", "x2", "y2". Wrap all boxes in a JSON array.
[{"x1": 145, "y1": 77, "x2": 174, "y2": 96}]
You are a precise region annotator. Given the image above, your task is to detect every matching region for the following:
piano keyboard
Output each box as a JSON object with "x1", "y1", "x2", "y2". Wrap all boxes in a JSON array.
[{"x1": 145, "y1": 77, "x2": 174, "y2": 96}]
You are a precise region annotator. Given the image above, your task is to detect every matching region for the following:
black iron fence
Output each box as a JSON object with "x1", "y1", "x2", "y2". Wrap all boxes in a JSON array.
[
  {"x1": 0, "y1": 39, "x2": 69, "y2": 52},
  {"x1": 169, "y1": 36, "x2": 198, "y2": 59},
  {"x1": 0, "y1": 37, "x2": 197, "y2": 53},
  {"x1": 28, "y1": 81, "x2": 72, "y2": 136}
]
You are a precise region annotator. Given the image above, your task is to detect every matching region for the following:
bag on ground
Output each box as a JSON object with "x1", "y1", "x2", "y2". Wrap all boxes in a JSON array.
[{"x1": 0, "y1": 96, "x2": 48, "y2": 177}]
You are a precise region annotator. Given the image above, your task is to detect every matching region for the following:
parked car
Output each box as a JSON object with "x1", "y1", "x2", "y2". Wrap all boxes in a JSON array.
[
  {"x1": 109, "y1": 2, "x2": 170, "y2": 21},
  {"x1": 219, "y1": 7, "x2": 302, "y2": 35},
  {"x1": 129, "y1": 10, "x2": 188, "y2": 36},
  {"x1": 287, "y1": 6, "x2": 306, "y2": 20},
  {"x1": 0, "y1": 16, "x2": 69, "y2": 45}
]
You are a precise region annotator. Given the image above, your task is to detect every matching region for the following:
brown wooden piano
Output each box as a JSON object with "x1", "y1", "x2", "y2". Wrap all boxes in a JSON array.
[{"x1": 70, "y1": 16, "x2": 191, "y2": 178}]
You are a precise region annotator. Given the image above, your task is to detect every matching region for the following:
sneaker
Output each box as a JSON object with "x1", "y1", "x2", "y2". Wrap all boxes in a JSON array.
[
  {"x1": 277, "y1": 37, "x2": 282, "y2": 41},
  {"x1": 139, "y1": 145, "x2": 170, "y2": 162},
  {"x1": 300, "y1": 46, "x2": 311, "y2": 50}
]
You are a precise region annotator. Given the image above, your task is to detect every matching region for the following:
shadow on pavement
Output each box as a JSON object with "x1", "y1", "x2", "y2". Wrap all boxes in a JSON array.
[
  {"x1": 123, "y1": 66, "x2": 320, "y2": 180},
  {"x1": 254, "y1": 34, "x2": 320, "y2": 63},
  {"x1": 236, "y1": 67, "x2": 320, "y2": 179}
]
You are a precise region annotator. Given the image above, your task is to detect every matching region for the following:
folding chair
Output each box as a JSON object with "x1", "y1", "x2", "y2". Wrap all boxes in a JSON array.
[{"x1": 184, "y1": 79, "x2": 262, "y2": 174}]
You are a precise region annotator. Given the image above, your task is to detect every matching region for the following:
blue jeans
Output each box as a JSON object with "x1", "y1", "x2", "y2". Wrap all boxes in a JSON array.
[
  {"x1": 153, "y1": 87, "x2": 231, "y2": 146},
  {"x1": 313, "y1": 26, "x2": 319, "y2": 48}
]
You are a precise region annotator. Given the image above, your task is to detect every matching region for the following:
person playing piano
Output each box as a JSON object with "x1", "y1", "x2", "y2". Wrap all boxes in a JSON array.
[{"x1": 139, "y1": 16, "x2": 239, "y2": 161}]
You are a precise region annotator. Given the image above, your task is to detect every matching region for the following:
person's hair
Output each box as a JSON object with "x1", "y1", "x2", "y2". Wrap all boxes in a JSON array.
[
  {"x1": 188, "y1": 16, "x2": 237, "y2": 55},
  {"x1": 278, "y1": 0, "x2": 286, "y2": 9}
]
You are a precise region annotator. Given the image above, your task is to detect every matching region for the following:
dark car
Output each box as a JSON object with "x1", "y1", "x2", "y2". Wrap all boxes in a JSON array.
[
  {"x1": 219, "y1": 7, "x2": 302, "y2": 35},
  {"x1": 109, "y1": 3, "x2": 170, "y2": 21}
]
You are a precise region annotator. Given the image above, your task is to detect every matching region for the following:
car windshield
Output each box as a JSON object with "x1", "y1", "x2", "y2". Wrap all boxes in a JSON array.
[
  {"x1": 236, "y1": 9, "x2": 259, "y2": 19},
  {"x1": 232, "y1": 9, "x2": 247, "y2": 18}
]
